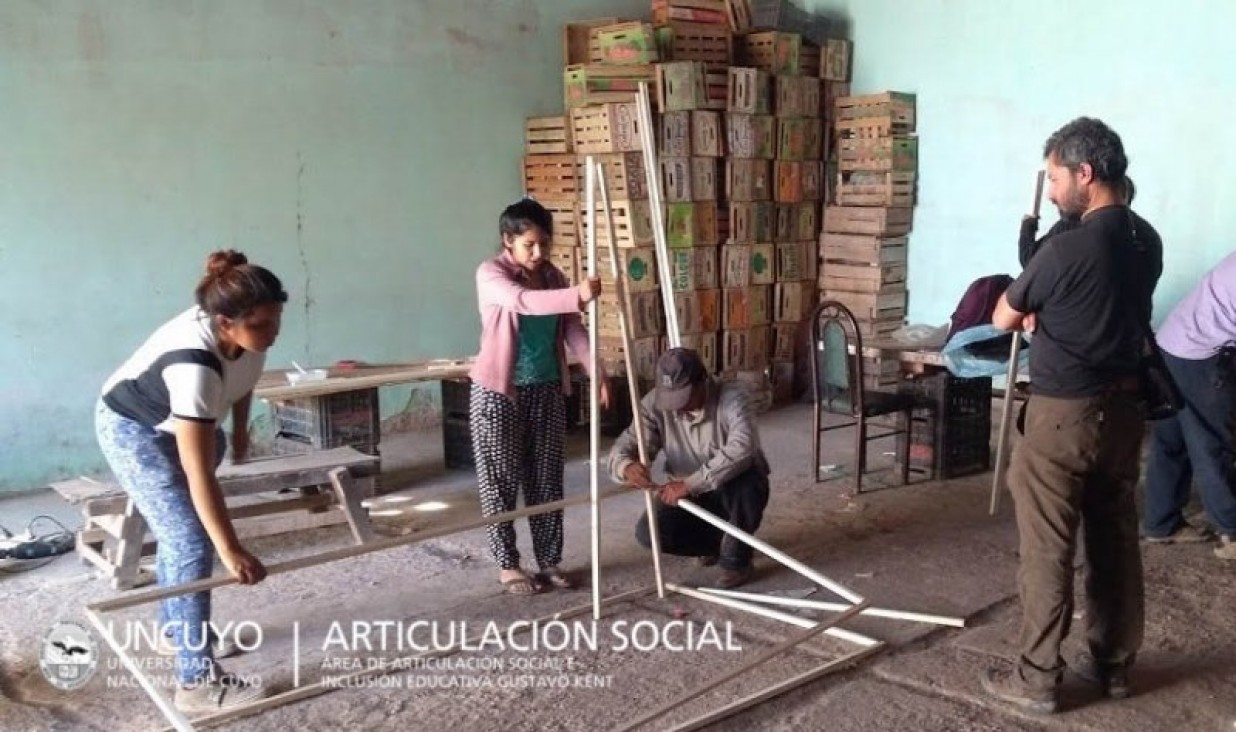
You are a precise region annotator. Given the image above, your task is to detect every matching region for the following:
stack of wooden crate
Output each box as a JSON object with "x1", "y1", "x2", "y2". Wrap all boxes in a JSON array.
[{"x1": 820, "y1": 87, "x2": 915, "y2": 389}]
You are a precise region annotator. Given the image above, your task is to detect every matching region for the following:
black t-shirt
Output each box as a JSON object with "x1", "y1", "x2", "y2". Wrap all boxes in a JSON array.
[{"x1": 1005, "y1": 205, "x2": 1163, "y2": 398}]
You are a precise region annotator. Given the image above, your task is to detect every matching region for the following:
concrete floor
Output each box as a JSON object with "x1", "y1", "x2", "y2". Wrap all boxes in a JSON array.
[{"x1": 2, "y1": 401, "x2": 1235, "y2": 731}]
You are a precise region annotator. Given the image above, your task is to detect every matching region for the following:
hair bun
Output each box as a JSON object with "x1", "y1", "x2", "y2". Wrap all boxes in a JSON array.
[{"x1": 204, "y1": 249, "x2": 248, "y2": 279}]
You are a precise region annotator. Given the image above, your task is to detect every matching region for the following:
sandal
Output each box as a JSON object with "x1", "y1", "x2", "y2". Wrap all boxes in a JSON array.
[
  {"x1": 500, "y1": 573, "x2": 543, "y2": 595},
  {"x1": 539, "y1": 567, "x2": 577, "y2": 590}
]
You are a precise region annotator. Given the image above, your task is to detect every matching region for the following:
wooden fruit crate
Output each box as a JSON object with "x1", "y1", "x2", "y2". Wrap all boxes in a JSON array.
[
  {"x1": 698, "y1": 288, "x2": 722, "y2": 331},
  {"x1": 749, "y1": 284, "x2": 772, "y2": 325},
  {"x1": 657, "y1": 61, "x2": 710, "y2": 111},
  {"x1": 822, "y1": 205, "x2": 913, "y2": 236},
  {"x1": 598, "y1": 335, "x2": 662, "y2": 382},
  {"x1": 738, "y1": 31, "x2": 802, "y2": 76},
  {"x1": 749, "y1": 324, "x2": 772, "y2": 369},
  {"x1": 799, "y1": 41, "x2": 821, "y2": 77},
  {"x1": 543, "y1": 199, "x2": 581, "y2": 248},
  {"x1": 595, "y1": 246, "x2": 659, "y2": 293},
  {"x1": 801, "y1": 161, "x2": 824, "y2": 201},
  {"x1": 727, "y1": 67, "x2": 771, "y2": 114},
  {"x1": 655, "y1": 21, "x2": 732, "y2": 68},
  {"x1": 524, "y1": 154, "x2": 579, "y2": 200},
  {"x1": 727, "y1": 159, "x2": 772, "y2": 201},
  {"x1": 704, "y1": 69, "x2": 729, "y2": 111},
  {"x1": 821, "y1": 39, "x2": 852, "y2": 82},
  {"x1": 674, "y1": 289, "x2": 703, "y2": 332},
  {"x1": 818, "y1": 288, "x2": 906, "y2": 322},
  {"x1": 595, "y1": 290, "x2": 664, "y2": 339},
  {"x1": 775, "y1": 76, "x2": 819, "y2": 117},
  {"x1": 774, "y1": 205, "x2": 795, "y2": 241},
  {"x1": 834, "y1": 92, "x2": 916, "y2": 135},
  {"x1": 653, "y1": 0, "x2": 730, "y2": 25},
  {"x1": 589, "y1": 22, "x2": 660, "y2": 65},
  {"x1": 691, "y1": 111, "x2": 724, "y2": 156},
  {"x1": 525, "y1": 116, "x2": 573, "y2": 155},
  {"x1": 580, "y1": 199, "x2": 656, "y2": 247},
  {"x1": 838, "y1": 135, "x2": 918, "y2": 172},
  {"x1": 820, "y1": 261, "x2": 907, "y2": 294},
  {"x1": 835, "y1": 171, "x2": 915, "y2": 207},
  {"x1": 794, "y1": 203, "x2": 819, "y2": 241},
  {"x1": 548, "y1": 247, "x2": 579, "y2": 284},
  {"x1": 661, "y1": 112, "x2": 693, "y2": 157},
  {"x1": 723, "y1": 328, "x2": 751, "y2": 370},
  {"x1": 564, "y1": 64, "x2": 655, "y2": 108},
  {"x1": 670, "y1": 248, "x2": 695, "y2": 292},
  {"x1": 727, "y1": 113, "x2": 776, "y2": 159},
  {"x1": 571, "y1": 103, "x2": 642, "y2": 154},
  {"x1": 775, "y1": 280, "x2": 814, "y2": 322},
  {"x1": 679, "y1": 331, "x2": 719, "y2": 373},
  {"x1": 730, "y1": 201, "x2": 775, "y2": 241},
  {"x1": 774, "y1": 241, "x2": 809, "y2": 281},
  {"x1": 750, "y1": 242, "x2": 775, "y2": 285},
  {"x1": 663, "y1": 157, "x2": 694, "y2": 202},
  {"x1": 578, "y1": 152, "x2": 647, "y2": 200},
  {"x1": 691, "y1": 157, "x2": 722, "y2": 201},
  {"x1": 819, "y1": 233, "x2": 909, "y2": 267},
  {"x1": 666, "y1": 200, "x2": 720, "y2": 248},
  {"x1": 775, "y1": 117, "x2": 821, "y2": 161},
  {"x1": 693, "y1": 245, "x2": 719, "y2": 288},
  {"x1": 564, "y1": 18, "x2": 627, "y2": 66},
  {"x1": 772, "y1": 323, "x2": 798, "y2": 359},
  {"x1": 774, "y1": 160, "x2": 803, "y2": 203},
  {"x1": 722, "y1": 244, "x2": 752, "y2": 287}
]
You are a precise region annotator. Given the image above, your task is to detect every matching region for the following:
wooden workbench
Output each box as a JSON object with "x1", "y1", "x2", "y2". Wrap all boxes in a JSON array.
[{"x1": 254, "y1": 358, "x2": 475, "y2": 401}]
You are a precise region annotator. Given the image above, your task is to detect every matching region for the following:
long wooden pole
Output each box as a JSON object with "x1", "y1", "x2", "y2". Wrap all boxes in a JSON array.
[
  {"x1": 675, "y1": 499, "x2": 864, "y2": 605},
  {"x1": 596, "y1": 162, "x2": 665, "y2": 599},
  {"x1": 636, "y1": 82, "x2": 680, "y2": 347},
  {"x1": 699, "y1": 587, "x2": 966, "y2": 627},
  {"x1": 991, "y1": 170, "x2": 1043, "y2": 515},
  {"x1": 585, "y1": 156, "x2": 602, "y2": 620},
  {"x1": 616, "y1": 595, "x2": 871, "y2": 731}
]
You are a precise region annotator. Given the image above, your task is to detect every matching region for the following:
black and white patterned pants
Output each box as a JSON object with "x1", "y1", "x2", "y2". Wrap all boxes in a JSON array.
[{"x1": 470, "y1": 381, "x2": 567, "y2": 571}]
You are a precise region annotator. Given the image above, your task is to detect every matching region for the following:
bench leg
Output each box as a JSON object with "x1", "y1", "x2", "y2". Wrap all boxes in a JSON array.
[{"x1": 328, "y1": 467, "x2": 376, "y2": 545}]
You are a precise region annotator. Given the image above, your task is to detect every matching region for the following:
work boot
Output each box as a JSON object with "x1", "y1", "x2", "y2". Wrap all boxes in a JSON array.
[
  {"x1": 979, "y1": 667, "x2": 1058, "y2": 715},
  {"x1": 1214, "y1": 535, "x2": 1236, "y2": 560},
  {"x1": 1067, "y1": 650, "x2": 1131, "y2": 700},
  {"x1": 1142, "y1": 523, "x2": 1214, "y2": 544},
  {"x1": 714, "y1": 566, "x2": 753, "y2": 589}
]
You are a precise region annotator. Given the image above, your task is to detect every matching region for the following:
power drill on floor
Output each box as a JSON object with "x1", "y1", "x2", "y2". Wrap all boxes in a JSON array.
[{"x1": 0, "y1": 516, "x2": 75, "y2": 561}]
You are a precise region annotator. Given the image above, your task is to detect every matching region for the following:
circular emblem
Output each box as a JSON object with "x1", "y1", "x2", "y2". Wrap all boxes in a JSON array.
[
  {"x1": 628, "y1": 258, "x2": 648, "y2": 282},
  {"x1": 40, "y1": 621, "x2": 99, "y2": 691}
]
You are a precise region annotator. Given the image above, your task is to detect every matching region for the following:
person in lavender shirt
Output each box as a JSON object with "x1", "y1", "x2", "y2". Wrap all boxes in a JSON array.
[{"x1": 1142, "y1": 252, "x2": 1236, "y2": 560}]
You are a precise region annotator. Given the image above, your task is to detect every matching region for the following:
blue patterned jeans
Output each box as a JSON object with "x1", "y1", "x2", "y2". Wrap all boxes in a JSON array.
[{"x1": 95, "y1": 400, "x2": 225, "y2": 685}]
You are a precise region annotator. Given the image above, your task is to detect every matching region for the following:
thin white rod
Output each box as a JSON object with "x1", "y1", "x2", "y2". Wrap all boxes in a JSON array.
[
  {"x1": 586, "y1": 155, "x2": 601, "y2": 621},
  {"x1": 616, "y1": 594, "x2": 871, "y2": 731},
  {"x1": 990, "y1": 330, "x2": 1023, "y2": 516},
  {"x1": 167, "y1": 586, "x2": 657, "y2": 731},
  {"x1": 636, "y1": 82, "x2": 680, "y2": 347},
  {"x1": 668, "y1": 584, "x2": 879, "y2": 647},
  {"x1": 597, "y1": 162, "x2": 666, "y2": 599},
  {"x1": 667, "y1": 643, "x2": 886, "y2": 732},
  {"x1": 676, "y1": 499, "x2": 864, "y2": 605},
  {"x1": 699, "y1": 587, "x2": 966, "y2": 628},
  {"x1": 84, "y1": 607, "x2": 196, "y2": 732},
  {"x1": 89, "y1": 484, "x2": 631, "y2": 614}
]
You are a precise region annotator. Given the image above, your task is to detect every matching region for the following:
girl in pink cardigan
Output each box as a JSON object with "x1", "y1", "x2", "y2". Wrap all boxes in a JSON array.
[{"x1": 469, "y1": 199, "x2": 609, "y2": 594}]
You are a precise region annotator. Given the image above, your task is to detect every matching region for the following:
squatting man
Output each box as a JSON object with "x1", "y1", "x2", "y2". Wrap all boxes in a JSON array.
[{"x1": 609, "y1": 348, "x2": 771, "y2": 589}]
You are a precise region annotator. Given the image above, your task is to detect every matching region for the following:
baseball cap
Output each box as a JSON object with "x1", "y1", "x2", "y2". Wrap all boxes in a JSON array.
[{"x1": 655, "y1": 348, "x2": 707, "y2": 411}]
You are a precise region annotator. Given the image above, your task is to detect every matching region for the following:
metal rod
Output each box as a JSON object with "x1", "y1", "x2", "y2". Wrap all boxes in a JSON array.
[
  {"x1": 585, "y1": 155, "x2": 602, "y2": 620},
  {"x1": 635, "y1": 81, "x2": 680, "y2": 347},
  {"x1": 668, "y1": 584, "x2": 879, "y2": 647},
  {"x1": 990, "y1": 331, "x2": 1023, "y2": 515},
  {"x1": 675, "y1": 499, "x2": 865, "y2": 605},
  {"x1": 597, "y1": 162, "x2": 666, "y2": 599},
  {"x1": 699, "y1": 587, "x2": 966, "y2": 627},
  {"x1": 84, "y1": 607, "x2": 196, "y2": 732}
]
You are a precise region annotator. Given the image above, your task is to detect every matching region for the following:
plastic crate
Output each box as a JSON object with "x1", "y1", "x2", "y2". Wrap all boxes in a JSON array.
[
  {"x1": 896, "y1": 374, "x2": 992, "y2": 479},
  {"x1": 271, "y1": 389, "x2": 380, "y2": 456}
]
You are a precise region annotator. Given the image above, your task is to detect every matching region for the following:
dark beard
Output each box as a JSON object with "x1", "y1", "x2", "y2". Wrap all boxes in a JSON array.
[{"x1": 1058, "y1": 186, "x2": 1090, "y2": 218}]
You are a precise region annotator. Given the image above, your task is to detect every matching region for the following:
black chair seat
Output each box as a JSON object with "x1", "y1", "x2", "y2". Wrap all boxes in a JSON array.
[{"x1": 819, "y1": 390, "x2": 917, "y2": 418}]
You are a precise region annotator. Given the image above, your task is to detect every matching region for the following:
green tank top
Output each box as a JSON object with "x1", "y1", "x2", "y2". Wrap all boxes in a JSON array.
[{"x1": 513, "y1": 314, "x2": 561, "y2": 386}]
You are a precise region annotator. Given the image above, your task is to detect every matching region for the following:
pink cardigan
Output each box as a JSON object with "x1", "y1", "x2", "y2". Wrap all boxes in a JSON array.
[{"x1": 469, "y1": 251, "x2": 603, "y2": 398}]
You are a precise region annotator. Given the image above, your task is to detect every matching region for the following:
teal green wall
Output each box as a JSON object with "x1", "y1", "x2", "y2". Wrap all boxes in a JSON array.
[
  {"x1": 0, "y1": 0, "x2": 649, "y2": 491},
  {"x1": 808, "y1": 0, "x2": 1236, "y2": 323}
]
